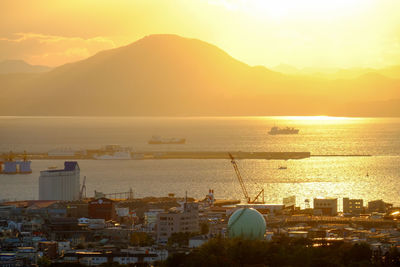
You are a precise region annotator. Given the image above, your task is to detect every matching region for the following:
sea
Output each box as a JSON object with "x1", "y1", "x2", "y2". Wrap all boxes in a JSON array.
[{"x1": 0, "y1": 116, "x2": 399, "y2": 209}]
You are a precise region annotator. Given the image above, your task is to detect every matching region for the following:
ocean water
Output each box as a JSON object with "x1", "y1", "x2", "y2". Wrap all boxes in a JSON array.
[{"x1": 0, "y1": 116, "x2": 399, "y2": 208}]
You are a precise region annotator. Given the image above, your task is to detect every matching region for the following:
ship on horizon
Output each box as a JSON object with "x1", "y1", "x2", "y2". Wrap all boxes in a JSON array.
[{"x1": 268, "y1": 126, "x2": 299, "y2": 135}]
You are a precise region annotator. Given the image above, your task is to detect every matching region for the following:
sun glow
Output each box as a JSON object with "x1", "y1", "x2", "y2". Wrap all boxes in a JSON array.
[
  {"x1": 213, "y1": 0, "x2": 373, "y2": 20},
  {"x1": 274, "y1": 116, "x2": 364, "y2": 125}
]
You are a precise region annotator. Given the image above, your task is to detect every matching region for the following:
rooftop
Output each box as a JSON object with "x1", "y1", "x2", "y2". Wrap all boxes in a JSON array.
[{"x1": 42, "y1": 161, "x2": 79, "y2": 173}]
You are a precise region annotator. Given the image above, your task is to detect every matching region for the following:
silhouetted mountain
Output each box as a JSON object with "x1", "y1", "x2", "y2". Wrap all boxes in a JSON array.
[
  {"x1": 0, "y1": 60, "x2": 51, "y2": 74},
  {"x1": 0, "y1": 34, "x2": 399, "y2": 116}
]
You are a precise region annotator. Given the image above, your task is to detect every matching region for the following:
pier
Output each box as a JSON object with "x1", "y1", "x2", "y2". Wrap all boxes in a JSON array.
[
  {"x1": 5, "y1": 151, "x2": 312, "y2": 160},
  {"x1": 1, "y1": 151, "x2": 374, "y2": 161}
]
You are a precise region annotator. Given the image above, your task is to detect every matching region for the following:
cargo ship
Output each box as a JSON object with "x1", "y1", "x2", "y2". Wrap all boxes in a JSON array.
[
  {"x1": 268, "y1": 126, "x2": 299, "y2": 135},
  {"x1": 148, "y1": 136, "x2": 186, "y2": 145}
]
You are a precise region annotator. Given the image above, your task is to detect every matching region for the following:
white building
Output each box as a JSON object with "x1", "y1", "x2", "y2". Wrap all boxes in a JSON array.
[
  {"x1": 39, "y1": 161, "x2": 80, "y2": 201},
  {"x1": 313, "y1": 198, "x2": 338, "y2": 216}
]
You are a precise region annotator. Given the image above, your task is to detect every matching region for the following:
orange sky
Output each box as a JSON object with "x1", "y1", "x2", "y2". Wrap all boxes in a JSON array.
[{"x1": 1, "y1": 0, "x2": 400, "y2": 69}]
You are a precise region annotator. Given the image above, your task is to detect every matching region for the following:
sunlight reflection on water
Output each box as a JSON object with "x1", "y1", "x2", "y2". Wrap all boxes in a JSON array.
[{"x1": 0, "y1": 116, "x2": 399, "y2": 208}]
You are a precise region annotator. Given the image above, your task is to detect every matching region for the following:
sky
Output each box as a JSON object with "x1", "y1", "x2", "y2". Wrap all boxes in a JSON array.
[{"x1": 1, "y1": 0, "x2": 400, "y2": 69}]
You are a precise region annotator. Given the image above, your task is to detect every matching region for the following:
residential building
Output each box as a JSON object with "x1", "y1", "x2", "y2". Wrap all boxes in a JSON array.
[
  {"x1": 156, "y1": 202, "x2": 199, "y2": 242},
  {"x1": 343, "y1": 198, "x2": 364, "y2": 214}
]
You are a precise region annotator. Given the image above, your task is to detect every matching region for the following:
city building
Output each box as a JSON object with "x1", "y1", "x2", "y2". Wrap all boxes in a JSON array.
[
  {"x1": 236, "y1": 204, "x2": 284, "y2": 214},
  {"x1": 39, "y1": 161, "x2": 80, "y2": 201},
  {"x1": 156, "y1": 202, "x2": 199, "y2": 242},
  {"x1": 343, "y1": 198, "x2": 364, "y2": 214},
  {"x1": 38, "y1": 241, "x2": 58, "y2": 259},
  {"x1": 88, "y1": 198, "x2": 116, "y2": 220},
  {"x1": 313, "y1": 198, "x2": 337, "y2": 216},
  {"x1": 145, "y1": 209, "x2": 164, "y2": 231},
  {"x1": 368, "y1": 199, "x2": 393, "y2": 213}
]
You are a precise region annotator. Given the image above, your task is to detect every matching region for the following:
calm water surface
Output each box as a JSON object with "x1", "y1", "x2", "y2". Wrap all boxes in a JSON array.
[{"x1": 0, "y1": 116, "x2": 399, "y2": 208}]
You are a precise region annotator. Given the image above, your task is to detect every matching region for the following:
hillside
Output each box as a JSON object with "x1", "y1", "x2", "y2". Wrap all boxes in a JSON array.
[
  {"x1": 0, "y1": 34, "x2": 399, "y2": 116},
  {"x1": 0, "y1": 60, "x2": 51, "y2": 74}
]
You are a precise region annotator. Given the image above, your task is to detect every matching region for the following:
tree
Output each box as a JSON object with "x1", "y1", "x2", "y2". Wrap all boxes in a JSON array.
[
  {"x1": 167, "y1": 232, "x2": 193, "y2": 247},
  {"x1": 161, "y1": 237, "x2": 375, "y2": 267},
  {"x1": 200, "y1": 222, "x2": 209, "y2": 235},
  {"x1": 37, "y1": 256, "x2": 51, "y2": 267},
  {"x1": 130, "y1": 232, "x2": 154, "y2": 246}
]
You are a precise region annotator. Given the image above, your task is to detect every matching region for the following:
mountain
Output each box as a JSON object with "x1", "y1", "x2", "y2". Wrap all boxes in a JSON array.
[
  {"x1": 0, "y1": 60, "x2": 51, "y2": 74},
  {"x1": 273, "y1": 63, "x2": 400, "y2": 80},
  {"x1": 0, "y1": 34, "x2": 399, "y2": 116}
]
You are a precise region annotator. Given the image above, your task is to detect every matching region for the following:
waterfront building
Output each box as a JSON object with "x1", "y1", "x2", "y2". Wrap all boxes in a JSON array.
[
  {"x1": 156, "y1": 202, "x2": 199, "y2": 242},
  {"x1": 343, "y1": 198, "x2": 364, "y2": 214},
  {"x1": 3, "y1": 161, "x2": 17, "y2": 174},
  {"x1": 17, "y1": 160, "x2": 32, "y2": 173},
  {"x1": 313, "y1": 198, "x2": 338, "y2": 216},
  {"x1": 39, "y1": 162, "x2": 80, "y2": 201},
  {"x1": 235, "y1": 204, "x2": 284, "y2": 214},
  {"x1": 1, "y1": 160, "x2": 32, "y2": 174}
]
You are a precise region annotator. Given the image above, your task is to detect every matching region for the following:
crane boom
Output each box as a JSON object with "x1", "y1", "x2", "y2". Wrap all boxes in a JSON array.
[
  {"x1": 229, "y1": 153, "x2": 250, "y2": 203},
  {"x1": 79, "y1": 176, "x2": 86, "y2": 200},
  {"x1": 228, "y1": 153, "x2": 265, "y2": 204}
]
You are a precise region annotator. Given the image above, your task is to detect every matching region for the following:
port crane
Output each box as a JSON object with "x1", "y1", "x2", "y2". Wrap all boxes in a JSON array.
[
  {"x1": 79, "y1": 176, "x2": 87, "y2": 200},
  {"x1": 228, "y1": 153, "x2": 264, "y2": 204}
]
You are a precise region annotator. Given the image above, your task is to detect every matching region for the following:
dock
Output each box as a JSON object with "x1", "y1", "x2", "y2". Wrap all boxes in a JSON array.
[
  {"x1": 5, "y1": 151, "x2": 311, "y2": 160},
  {"x1": 2, "y1": 151, "x2": 373, "y2": 162}
]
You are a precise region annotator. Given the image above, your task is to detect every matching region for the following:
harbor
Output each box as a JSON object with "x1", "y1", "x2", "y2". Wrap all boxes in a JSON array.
[{"x1": 1, "y1": 149, "x2": 372, "y2": 163}]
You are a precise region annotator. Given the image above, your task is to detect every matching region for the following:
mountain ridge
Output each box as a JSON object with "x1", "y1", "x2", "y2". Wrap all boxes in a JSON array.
[
  {"x1": 0, "y1": 60, "x2": 51, "y2": 74},
  {"x1": 0, "y1": 34, "x2": 399, "y2": 116}
]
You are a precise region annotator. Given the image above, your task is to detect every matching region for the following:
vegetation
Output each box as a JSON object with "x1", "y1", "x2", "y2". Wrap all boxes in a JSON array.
[
  {"x1": 37, "y1": 256, "x2": 51, "y2": 267},
  {"x1": 130, "y1": 232, "x2": 154, "y2": 246},
  {"x1": 167, "y1": 232, "x2": 196, "y2": 247},
  {"x1": 200, "y1": 222, "x2": 209, "y2": 235},
  {"x1": 161, "y1": 236, "x2": 400, "y2": 267},
  {"x1": 50, "y1": 263, "x2": 86, "y2": 267}
]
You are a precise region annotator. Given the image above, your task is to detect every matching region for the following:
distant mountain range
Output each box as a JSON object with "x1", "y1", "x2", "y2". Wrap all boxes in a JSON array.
[
  {"x1": 0, "y1": 60, "x2": 51, "y2": 74},
  {"x1": 0, "y1": 34, "x2": 399, "y2": 116},
  {"x1": 272, "y1": 63, "x2": 400, "y2": 80}
]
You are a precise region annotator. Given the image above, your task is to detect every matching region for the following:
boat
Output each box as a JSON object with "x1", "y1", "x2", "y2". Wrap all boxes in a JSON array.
[
  {"x1": 148, "y1": 136, "x2": 186, "y2": 145},
  {"x1": 268, "y1": 126, "x2": 299, "y2": 135},
  {"x1": 278, "y1": 166, "x2": 287, "y2": 170},
  {"x1": 94, "y1": 151, "x2": 131, "y2": 160}
]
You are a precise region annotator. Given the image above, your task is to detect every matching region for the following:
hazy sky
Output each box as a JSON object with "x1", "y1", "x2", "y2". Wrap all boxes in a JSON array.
[{"x1": 1, "y1": 0, "x2": 400, "y2": 68}]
